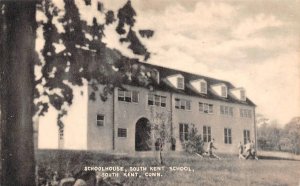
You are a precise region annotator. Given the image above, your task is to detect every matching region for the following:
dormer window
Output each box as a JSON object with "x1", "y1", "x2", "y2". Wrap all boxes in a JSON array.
[
  {"x1": 240, "y1": 90, "x2": 246, "y2": 101},
  {"x1": 190, "y1": 79, "x2": 207, "y2": 94},
  {"x1": 200, "y1": 81, "x2": 207, "y2": 94},
  {"x1": 166, "y1": 74, "x2": 184, "y2": 90},
  {"x1": 151, "y1": 69, "x2": 160, "y2": 84},
  {"x1": 210, "y1": 83, "x2": 228, "y2": 98},
  {"x1": 230, "y1": 87, "x2": 246, "y2": 101},
  {"x1": 221, "y1": 85, "x2": 227, "y2": 97},
  {"x1": 177, "y1": 77, "x2": 184, "y2": 89}
]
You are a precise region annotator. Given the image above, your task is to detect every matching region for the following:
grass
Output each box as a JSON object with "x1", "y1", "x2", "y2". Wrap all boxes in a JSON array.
[{"x1": 36, "y1": 150, "x2": 300, "y2": 186}]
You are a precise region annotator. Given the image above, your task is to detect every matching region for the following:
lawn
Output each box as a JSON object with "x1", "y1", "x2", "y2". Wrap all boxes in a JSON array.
[{"x1": 36, "y1": 150, "x2": 300, "y2": 186}]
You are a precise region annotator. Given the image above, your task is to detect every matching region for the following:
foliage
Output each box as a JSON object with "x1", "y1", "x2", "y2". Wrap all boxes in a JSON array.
[
  {"x1": 184, "y1": 124, "x2": 205, "y2": 154},
  {"x1": 283, "y1": 117, "x2": 300, "y2": 154},
  {"x1": 257, "y1": 115, "x2": 300, "y2": 154},
  {"x1": 149, "y1": 108, "x2": 172, "y2": 164},
  {"x1": 150, "y1": 108, "x2": 172, "y2": 148},
  {"x1": 35, "y1": 0, "x2": 154, "y2": 129},
  {"x1": 257, "y1": 121, "x2": 282, "y2": 151}
]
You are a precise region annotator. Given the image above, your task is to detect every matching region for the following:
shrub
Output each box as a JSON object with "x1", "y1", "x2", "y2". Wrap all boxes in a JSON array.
[{"x1": 184, "y1": 124, "x2": 205, "y2": 154}]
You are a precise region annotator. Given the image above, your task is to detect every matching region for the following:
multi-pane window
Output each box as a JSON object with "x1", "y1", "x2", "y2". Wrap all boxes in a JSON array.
[
  {"x1": 151, "y1": 69, "x2": 160, "y2": 84},
  {"x1": 243, "y1": 130, "x2": 250, "y2": 144},
  {"x1": 148, "y1": 94, "x2": 154, "y2": 105},
  {"x1": 179, "y1": 123, "x2": 189, "y2": 141},
  {"x1": 175, "y1": 98, "x2": 191, "y2": 110},
  {"x1": 199, "y1": 102, "x2": 213, "y2": 114},
  {"x1": 118, "y1": 90, "x2": 125, "y2": 101},
  {"x1": 240, "y1": 108, "x2": 252, "y2": 118},
  {"x1": 175, "y1": 98, "x2": 180, "y2": 109},
  {"x1": 118, "y1": 89, "x2": 139, "y2": 103},
  {"x1": 125, "y1": 91, "x2": 131, "y2": 102},
  {"x1": 224, "y1": 128, "x2": 232, "y2": 144},
  {"x1": 203, "y1": 126, "x2": 211, "y2": 142},
  {"x1": 161, "y1": 97, "x2": 167, "y2": 107},
  {"x1": 240, "y1": 90, "x2": 246, "y2": 100},
  {"x1": 200, "y1": 81, "x2": 207, "y2": 94},
  {"x1": 221, "y1": 85, "x2": 227, "y2": 97},
  {"x1": 154, "y1": 95, "x2": 160, "y2": 106},
  {"x1": 118, "y1": 128, "x2": 127, "y2": 137},
  {"x1": 220, "y1": 105, "x2": 233, "y2": 116},
  {"x1": 177, "y1": 77, "x2": 184, "y2": 89},
  {"x1": 96, "y1": 114, "x2": 105, "y2": 126},
  {"x1": 148, "y1": 94, "x2": 167, "y2": 107},
  {"x1": 132, "y1": 91, "x2": 139, "y2": 103}
]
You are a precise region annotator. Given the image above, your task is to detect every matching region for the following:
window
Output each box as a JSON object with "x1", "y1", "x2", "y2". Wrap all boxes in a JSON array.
[
  {"x1": 175, "y1": 98, "x2": 191, "y2": 110},
  {"x1": 148, "y1": 94, "x2": 167, "y2": 107},
  {"x1": 155, "y1": 95, "x2": 160, "y2": 106},
  {"x1": 209, "y1": 104, "x2": 213, "y2": 113},
  {"x1": 220, "y1": 105, "x2": 224, "y2": 114},
  {"x1": 229, "y1": 107, "x2": 233, "y2": 116},
  {"x1": 200, "y1": 81, "x2": 207, "y2": 94},
  {"x1": 185, "y1": 100, "x2": 191, "y2": 110},
  {"x1": 132, "y1": 91, "x2": 139, "y2": 103},
  {"x1": 161, "y1": 96, "x2": 167, "y2": 107},
  {"x1": 118, "y1": 90, "x2": 125, "y2": 101},
  {"x1": 179, "y1": 123, "x2": 189, "y2": 141},
  {"x1": 247, "y1": 110, "x2": 252, "y2": 118},
  {"x1": 240, "y1": 108, "x2": 252, "y2": 118},
  {"x1": 125, "y1": 91, "x2": 131, "y2": 102},
  {"x1": 96, "y1": 114, "x2": 105, "y2": 126},
  {"x1": 118, "y1": 128, "x2": 127, "y2": 137},
  {"x1": 118, "y1": 89, "x2": 139, "y2": 103},
  {"x1": 151, "y1": 69, "x2": 160, "y2": 84},
  {"x1": 177, "y1": 77, "x2": 184, "y2": 89},
  {"x1": 203, "y1": 126, "x2": 211, "y2": 142},
  {"x1": 220, "y1": 105, "x2": 233, "y2": 116},
  {"x1": 199, "y1": 102, "x2": 213, "y2": 114},
  {"x1": 180, "y1": 101, "x2": 185, "y2": 109},
  {"x1": 175, "y1": 98, "x2": 180, "y2": 109},
  {"x1": 240, "y1": 90, "x2": 246, "y2": 100},
  {"x1": 221, "y1": 85, "x2": 227, "y2": 97},
  {"x1": 148, "y1": 94, "x2": 154, "y2": 105},
  {"x1": 243, "y1": 130, "x2": 250, "y2": 144},
  {"x1": 224, "y1": 128, "x2": 232, "y2": 144}
]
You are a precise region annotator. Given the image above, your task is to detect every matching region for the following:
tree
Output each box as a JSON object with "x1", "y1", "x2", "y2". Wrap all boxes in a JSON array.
[
  {"x1": 184, "y1": 124, "x2": 205, "y2": 156},
  {"x1": 0, "y1": 1, "x2": 37, "y2": 185},
  {"x1": 257, "y1": 119, "x2": 283, "y2": 151},
  {"x1": 1, "y1": 0, "x2": 154, "y2": 185},
  {"x1": 150, "y1": 107, "x2": 172, "y2": 165},
  {"x1": 283, "y1": 117, "x2": 300, "y2": 154},
  {"x1": 36, "y1": 0, "x2": 154, "y2": 130}
]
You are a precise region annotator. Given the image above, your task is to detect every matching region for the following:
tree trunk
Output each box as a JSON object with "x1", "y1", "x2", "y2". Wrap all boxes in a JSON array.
[
  {"x1": 0, "y1": 1, "x2": 37, "y2": 185},
  {"x1": 159, "y1": 145, "x2": 164, "y2": 165}
]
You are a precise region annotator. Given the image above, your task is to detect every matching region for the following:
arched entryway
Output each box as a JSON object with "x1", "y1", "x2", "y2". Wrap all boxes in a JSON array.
[{"x1": 135, "y1": 118, "x2": 152, "y2": 151}]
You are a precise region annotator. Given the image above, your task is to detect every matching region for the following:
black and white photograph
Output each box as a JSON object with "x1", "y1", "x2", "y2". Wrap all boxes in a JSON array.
[{"x1": 0, "y1": 0, "x2": 300, "y2": 185}]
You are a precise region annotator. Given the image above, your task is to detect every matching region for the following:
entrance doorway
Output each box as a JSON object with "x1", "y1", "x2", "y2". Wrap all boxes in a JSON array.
[{"x1": 135, "y1": 118, "x2": 152, "y2": 151}]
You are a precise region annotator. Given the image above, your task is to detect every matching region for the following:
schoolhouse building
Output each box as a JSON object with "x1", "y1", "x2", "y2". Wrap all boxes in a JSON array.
[{"x1": 38, "y1": 62, "x2": 256, "y2": 154}]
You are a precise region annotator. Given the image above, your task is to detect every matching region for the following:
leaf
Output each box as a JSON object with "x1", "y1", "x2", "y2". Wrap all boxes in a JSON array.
[{"x1": 139, "y1": 30, "x2": 154, "y2": 38}]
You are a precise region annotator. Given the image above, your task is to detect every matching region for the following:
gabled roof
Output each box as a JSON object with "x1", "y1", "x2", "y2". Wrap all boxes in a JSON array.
[
  {"x1": 134, "y1": 62, "x2": 256, "y2": 107},
  {"x1": 77, "y1": 47, "x2": 255, "y2": 107}
]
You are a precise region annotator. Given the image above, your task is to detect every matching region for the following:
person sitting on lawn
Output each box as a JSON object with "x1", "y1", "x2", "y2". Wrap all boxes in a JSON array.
[
  {"x1": 207, "y1": 138, "x2": 221, "y2": 160},
  {"x1": 238, "y1": 141, "x2": 245, "y2": 159}
]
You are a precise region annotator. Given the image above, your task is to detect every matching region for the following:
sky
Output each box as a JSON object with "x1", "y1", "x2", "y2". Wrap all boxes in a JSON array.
[
  {"x1": 36, "y1": 0, "x2": 300, "y2": 126},
  {"x1": 104, "y1": 0, "x2": 300, "y2": 125}
]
